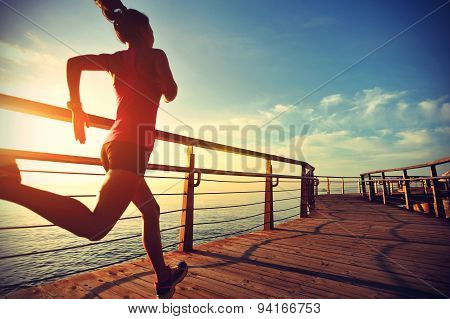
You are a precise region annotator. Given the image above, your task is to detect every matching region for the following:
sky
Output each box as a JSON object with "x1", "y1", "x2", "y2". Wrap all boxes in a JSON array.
[{"x1": 0, "y1": 0, "x2": 449, "y2": 177}]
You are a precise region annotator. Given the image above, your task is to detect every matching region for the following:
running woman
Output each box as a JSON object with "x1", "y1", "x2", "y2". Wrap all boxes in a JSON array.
[{"x1": 0, "y1": 0, "x2": 187, "y2": 299}]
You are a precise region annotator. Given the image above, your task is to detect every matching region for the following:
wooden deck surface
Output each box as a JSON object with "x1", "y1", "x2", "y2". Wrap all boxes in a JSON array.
[{"x1": 5, "y1": 194, "x2": 450, "y2": 299}]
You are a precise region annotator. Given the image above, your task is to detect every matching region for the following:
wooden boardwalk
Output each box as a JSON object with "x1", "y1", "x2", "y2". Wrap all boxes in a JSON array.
[{"x1": 5, "y1": 195, "x2": 450, "y2": 299}]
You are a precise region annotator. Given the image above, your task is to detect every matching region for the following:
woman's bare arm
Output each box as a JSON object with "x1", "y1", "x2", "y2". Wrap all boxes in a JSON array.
[
  {"x1": 67, "y1": 54, "x2": 112, "y2": 104},
  {"x1": 155, "y1": 50, "x2": 178, "y2": 103},
  {"x1": 66, "y1": 54, "x2": 111, "y2": 143}
]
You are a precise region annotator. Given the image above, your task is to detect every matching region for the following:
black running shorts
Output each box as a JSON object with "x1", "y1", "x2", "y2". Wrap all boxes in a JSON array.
[{"x1": 100, "y1": 141, "x2": 152, "y2": 175}]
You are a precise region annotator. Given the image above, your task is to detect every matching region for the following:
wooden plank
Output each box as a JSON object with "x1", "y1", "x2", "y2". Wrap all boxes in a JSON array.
[
  {"x1": 131, "y1": 255, "x2": 271, "y2": 298},
  {"x1": 220, "y1": 235, "x2": 450, "y2": 284},
  {"x1": 242, "y1": 232, "x2": 450, "y2": 267},
  {"x1": 185, "y1": 250, "x2": 401, "y2": 298},
  {"x1": 206, "y1": 239, "x2": 447, "y2": 298}
]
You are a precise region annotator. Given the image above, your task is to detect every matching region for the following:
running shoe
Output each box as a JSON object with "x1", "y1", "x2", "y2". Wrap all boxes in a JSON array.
[{"x1": 155, "y1": 261, "x2": 188, "y2": 299}]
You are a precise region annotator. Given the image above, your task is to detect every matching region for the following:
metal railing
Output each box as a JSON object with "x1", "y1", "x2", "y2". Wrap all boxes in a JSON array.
[
  {"x1": 314, "y1": 176, "x2": 361, "y2": 195},
  {"x1": 0, "y1": 93, "x2": 317, "y2": 288},
  {"x1": 359, "y1": 158, "x2": 450, "y2": 219}
]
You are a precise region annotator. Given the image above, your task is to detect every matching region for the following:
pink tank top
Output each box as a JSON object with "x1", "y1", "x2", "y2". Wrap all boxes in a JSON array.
[{"x1": 104, "y1": 48, "x2": 161, "y2": 149}]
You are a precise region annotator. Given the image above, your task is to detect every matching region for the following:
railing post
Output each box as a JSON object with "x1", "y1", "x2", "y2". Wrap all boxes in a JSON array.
[
  {"x1": 178, "y1": 146, "x2": 195, "y2": 252},
  {"x1": 264, "y1": 160, "x2": 274, "y2": 230},
  {"x1": 367, "y1": 174, "x2": 375, "y2": 201},
  {"x1": 358, "y1": 180, "x2": 361, "y2": 194},
  {"x1": 341, "y1": 178, "x2": 345, "y2": 194},
  {"x1": 391, "y1": 179, "x2": 396, "y2": 194},
  {"x1": 430, "y1": 165, "x2": 444, "y2": 218},
  {"x1": 402, "y1": 169, "x2": 412, "y2": 211},
  {"x1": 361, "y1": 175, "x2": 367, "y2": 197},
  {"x1": 305, "y1": 171, "x2": 310, "y2": 212},
  {"x1": 314, "y1": 178, "x2": 319, "y2": 196},
  {"x1": 326, "y1": 177, "x2": 330, "y2": 195},
  {"x1": 381, "y1": 172, "x2": 388, "y2": 205},
  {"x1": 310, "y1": 170, "x2": 316, "y2": 209},
  {"x1": 300, "y1": 164, "x2": 308, "y2": 218},
  {"x1": 305, "y1": 171, "x2": 311, "y2": 211}
]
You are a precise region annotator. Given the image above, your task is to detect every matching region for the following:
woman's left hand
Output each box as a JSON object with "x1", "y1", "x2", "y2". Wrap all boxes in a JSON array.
[{"x1": 71, "y1": 109, "x2": 90, "y2": 144}]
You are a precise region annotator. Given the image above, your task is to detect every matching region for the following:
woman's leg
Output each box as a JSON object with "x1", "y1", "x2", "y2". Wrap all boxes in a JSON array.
[
  {"x1": 132, "y1": 178, "x2": 171, "y2": 282},
  {"x1": 0, "y1": 169, "x2": 141, "y2": 240}
]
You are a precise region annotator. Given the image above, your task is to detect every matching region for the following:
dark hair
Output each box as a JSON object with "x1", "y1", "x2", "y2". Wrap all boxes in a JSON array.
[{"x1": 95, "y1": 0, "x2": 153, "y2": 45}]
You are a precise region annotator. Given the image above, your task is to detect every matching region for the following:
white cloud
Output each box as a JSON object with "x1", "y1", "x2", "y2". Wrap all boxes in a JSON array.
[
  {"x1": 355, "y1": 87, "x2": 405, "y2": 114},
  {"x1": 320, "y1": 94, "x2": 343, "y2": 107},
  {"x1": 396, "y1": 129, "x2": 429, "y2": 146},
  {"x1": 435, "y1": 126, "x2": 450, "y2": 135},
  {"x1": 273, "y1": 104, "x2": 293, "y2": 113},
  {"x1": 302, "y1": 108, "x2": 314, "y2": 115},
  {"x1": 0, "y1": 41, "x2": 62, "y2": 68},
  {"x1": 377, "y1": 129, "x2": 392, "y2": 136},
  {"x1": 220, "y1": 87, "x2": 448, "y2": 176},
  {"x1": 24, "y1": 31, "x2": 47, "y2": 49},
  {"x1": 442, "y1": 102, "x2": 450, "y2": 120},
  {"x1": 257, "y1": 103, "x2": 294, "y2": 120},
  {"x1": 397, "y1": 101, "x2": 408, "y2": 111},
  {"x1": 292, "y1": 128, "x2": 442, "y2": 175},
  {"x1": 418, "y1": 96, "x2": 447, "y2": 113},
  {"x1": 258, "y1": 110, "x2": 273, "y2": 119}
]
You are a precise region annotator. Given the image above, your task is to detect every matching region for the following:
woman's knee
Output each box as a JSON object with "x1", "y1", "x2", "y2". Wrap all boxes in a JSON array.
[
  {"x1": 80, "y1": 225, "x2": 111, "y2": 242},
  {"x1": 142, "y1": 202, "x2": 160, "y2": 221}
]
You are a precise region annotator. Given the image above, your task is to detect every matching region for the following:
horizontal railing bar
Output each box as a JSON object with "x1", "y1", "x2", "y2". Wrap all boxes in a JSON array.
[
  {"x1": 0, "y1": 208, "x2": 184, "y2": 231},
  {"x1": 186, "y1": 166, "x2": 317, "y2": 180},
  {"x1": 20, "y1": 169, "x2": 187, "y2": 180},
  {"x1": 362, "y1": 176, "x2": 449, "y2": 182},
  {"x1": 315, "y1": 176, "x2": 359, "y2": 179},
  {"x1": 193, "y1": 212, "x2": 265, "y2": 226},
  {"x1": 194, "y1": 195, "x2": 300, "y2": 211},
  {"x1": 0, "y1": 148, "x2": 191, "y2": 174},
  {"x1": 0, "y1": 196, "x2": 303, "y2": 231},
  {"x1": 319, "y1": 180, "x2": 359, "y2": 183},
  {"x1": 194, "y1": 211, "x2": 299, "y2": 242},
  {"x1": 360, "y1": 156, "x2": 450, "y2": 175},
  {"x1": 200, "y1": 177, "x2": 265, "y2": 183},
  {"x1": 0, "y1": 148, "x2": 317, "y2": 181},
  {"x1": 0, "y1": 234, "x2": 141, "y2": 260},
  {"x1": 194, "y1": 223, "x2": 266, "y2": 242},
  {"x1": 0, "y1": 93, "x2": 314, "y2": 170},
  {"x1": 273, "y1": 204, "x2": 301, "y2": 213},
  {"x1": 195, "y1": 199, "x2": 267, "y2": 211},
  {"x1": 273, "y1": 212, "x2": 300, "y2": 223},
  {"x1": 194, "y1": 188, "x2": 300, "y2": 195},
  {"x1": 0, "y1": 224, "x2": 183, "y2": 259}
]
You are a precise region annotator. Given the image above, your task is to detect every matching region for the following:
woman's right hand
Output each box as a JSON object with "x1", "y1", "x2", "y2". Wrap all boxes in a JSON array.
[{"x1": 71, "y1": 109, "x2": 90, "y2": 144}]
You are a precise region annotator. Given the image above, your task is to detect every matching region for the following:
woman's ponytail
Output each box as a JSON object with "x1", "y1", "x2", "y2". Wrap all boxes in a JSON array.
[
  {"x1": 94, "y1": 0, "x2": 127, "y2": 23},
  {"x1": 94, "y1": 0, "x2": 153, "y2": 46}
]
